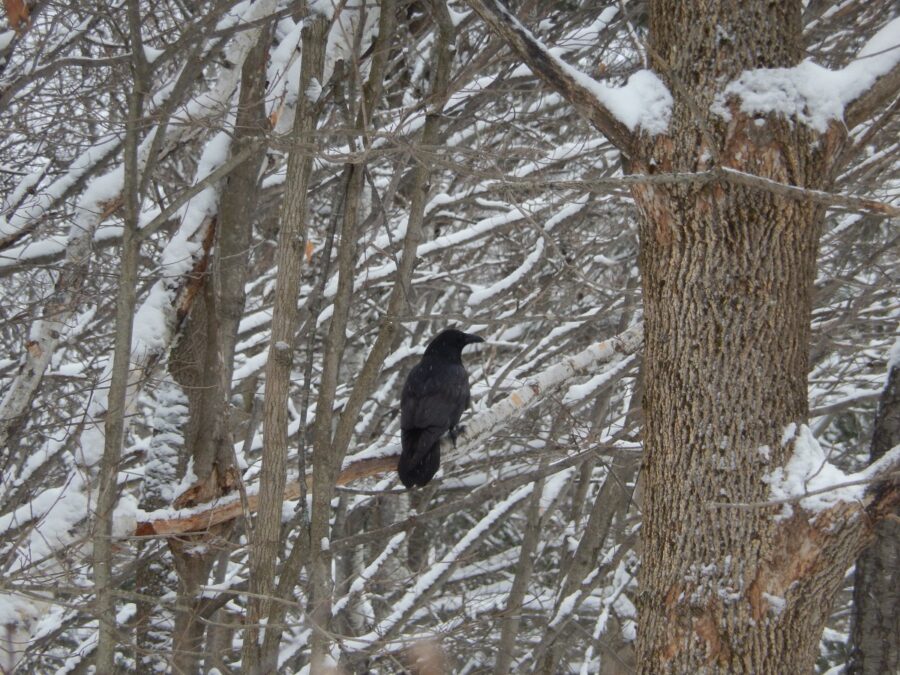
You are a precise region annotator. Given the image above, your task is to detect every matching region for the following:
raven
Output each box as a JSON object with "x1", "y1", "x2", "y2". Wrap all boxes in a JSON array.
[{"x1": 398, "y1": 329, "x2": 484, "y2": 488}]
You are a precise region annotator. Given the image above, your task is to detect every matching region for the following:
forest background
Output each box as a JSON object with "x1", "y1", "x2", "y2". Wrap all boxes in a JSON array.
[{"x1": 0, "y1": 0, "x2": 897, "y2": 673}]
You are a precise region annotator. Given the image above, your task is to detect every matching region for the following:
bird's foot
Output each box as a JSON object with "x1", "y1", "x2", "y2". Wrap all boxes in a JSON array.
[{"x1": 448, "y1": 425, "x2": 466, "y2": 446}]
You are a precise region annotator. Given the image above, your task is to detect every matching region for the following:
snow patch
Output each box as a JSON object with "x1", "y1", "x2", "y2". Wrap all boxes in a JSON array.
[
  {"x1": 781, "y1": 422, "x2": 797, "y2": 447},
  {"x1": 540, "y1": 467, "x2": 575, "y2": 513},
  {"x1": 888, "y1": 336, "x2": 900, "y2": 371},
  {"x1": 762, "y1": 424, "x2": 895, "y2": 520},
  {"x1": 0, "y1": 30, "x2": 14, "y2": 52},
  {"x1": 309, "y1": 0, "x2": 336, "y2": 19},
  {"x1": 143, "y1": 46, "x2": 164, "y2": 63},
  {"x1": 491, "y1": 0, "x2": 671, "y2": 134},
  {"x1": 0, "y1": 476, "x2": 89, "y2": 573},
  {"x1": 305, "y1": 77, "x2": 322, "y2": 102},
  {"x1": 332, "y1": 532, "x2": 406, "y2": 616},
  {"x1": 132, "y1": 131, "x2": 233, "y2": 356},
  {"x1": 762, "y1": 592, "x2": 786, "y2": 615},
  {"x1": 322, "y1": 0, "x2": 381, "y2": 84},
  {"x1": 468, "y1": 238, "x2": 543, "y2": 306},
  {"x1": 447, "y1": 6, "x2": 470, "y2": 27},
  {"x1": 713, "y1": 18, "x2": 900, "y2": 131},
  {"x1": 552, "y1": 63, "x2": 671, "y2": 135},
  {"x1": 562, "y1": 354, "x2": 635, "y2": 405}
]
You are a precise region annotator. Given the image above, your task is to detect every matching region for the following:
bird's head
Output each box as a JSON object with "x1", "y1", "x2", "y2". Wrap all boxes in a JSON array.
[{"x1": 424, "y1": 328, "x2": 484, "y2": 360}]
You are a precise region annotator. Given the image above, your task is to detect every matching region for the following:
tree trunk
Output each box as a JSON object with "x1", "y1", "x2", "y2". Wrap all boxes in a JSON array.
[
  {"x1": 494, "y1": 464, "x2": 545, "y2": 675},
  {"x1": 633, "y1": 1, "x2": 850, "y2": 671},
  {"x1": 462, "y1": 0, "x2": 900, "y2": 670},
  {"x1": 93, "y1": 3, "x2": 148, "y2": 668},
  {"x1": 202, "y1": 24, "x2": 271, "y2": 672},
  {"x1": 243, "y1": 11, "x2": 329, "y2": 673},
  {"x1": 848, "y1": 355, "x2": 900, "y2": 674},
  {"x1": 165, "y1": 19, "x2": 272, "y2": 673},
  {"x1": 212, "y1": 26, "x2": 269, "y2": 381}
]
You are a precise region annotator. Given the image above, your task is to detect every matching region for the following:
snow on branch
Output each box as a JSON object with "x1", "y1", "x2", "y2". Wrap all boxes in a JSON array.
[
  {"x1": 76, "y1": 131, "x2": 235, "y2": 474},
  {"x1": 467, "y1": 197, "x2": 590, "y2": 308},
  {"x1": 0, "y1": 0, "x2": 278, "y2": 261},
  {"x1": 342, "y1": 322, "x2": 643, "y2": 468},
  {"x1": 342, "y1": 484, "x2": 535, "y2": 652},
  {"x1": 131, "y1": 131, "x2": 232, "y2": 356},
  {"x1": 713, "y1": 17, "x2": 900, "y2": 131},
  {"x1": 0, "y1": 135, "x2": 121, "y2": 251},
  {"x1": 134, "y1": 324, "x2": 643, "y2": 536},
  {"x1": 331, "y1": 532, "x2": 407, "y2": 618},
  {"x1": 464, "y1": 0, "x2": 671, "y2": 151},
  {"x1": 0, "y1": 164, "x2": 123, "y2": 453},
  {"x1": 759, "y1": 426, "x2": 900, "y2": 520},
  {"x1": 0, "y1": 2, "x2": 280, "y2": 578}
]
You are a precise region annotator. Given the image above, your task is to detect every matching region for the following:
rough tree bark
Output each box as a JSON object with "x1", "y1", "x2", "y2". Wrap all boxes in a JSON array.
[
  {"x1": 93, "y1": 3, "x2": 148, "y2": 669},
  {"x1": 464, "y1": 0, "x2": 900, "y2": 672},
  {"x1": 242, "y1": 9, "x2": 329, "y2": 674},
  {"x1": 848, "y1": 352, "x2": 900, "y2": 673},
  {"x1": 163, "y1": 16, "x2": 274, "y2": 674},
  {"x1": 631, "y1": 3, "x2": 897, "y2": 670}
]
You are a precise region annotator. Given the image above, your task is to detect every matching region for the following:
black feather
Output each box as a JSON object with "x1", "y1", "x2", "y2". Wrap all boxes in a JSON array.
[{"x1": 398, "y1": 329, "x2": 483, "y2": 488}]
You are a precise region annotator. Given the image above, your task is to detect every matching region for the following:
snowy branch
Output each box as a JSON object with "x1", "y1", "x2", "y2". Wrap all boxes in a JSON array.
[
  {"x1": 464, "y1": 0, "x2": 651, "y2": 153},
  {"x1": 716, "y1": 440, "x2": 900, "y2": 514},
  {"x1": 134, "y1": 324, "x2": 643, "y2": 536},
  {"x1": 494, "y1": 169, "x2": 900, "y2": 216},
  {"x1": 715, "y1": 17, "x2": 900, "y2": 132},
  {"x1": 342, "y1": 484, "x2": 535, "y2": 652}
]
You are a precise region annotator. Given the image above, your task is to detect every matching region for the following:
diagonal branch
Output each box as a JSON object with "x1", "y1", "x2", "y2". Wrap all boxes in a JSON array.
[
  {"x1": 464, "y1": 0, "x2": 637, "y2": 154},
  {"x1": 845, "y1": 59, "x2": 900, "y2": 129},
  {"x1": 134, "y1": 323, "x2": 643, "y2": 537}
]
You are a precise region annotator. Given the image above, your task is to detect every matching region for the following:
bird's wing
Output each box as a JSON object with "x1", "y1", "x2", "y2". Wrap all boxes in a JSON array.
[{"x1": 401, "y1": 361, "x2": 469, "y2": 431}]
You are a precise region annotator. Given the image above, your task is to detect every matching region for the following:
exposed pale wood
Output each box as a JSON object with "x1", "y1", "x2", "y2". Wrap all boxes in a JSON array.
[{"x1": 135, "y1": 457, "x2": 399, "y2": 537}]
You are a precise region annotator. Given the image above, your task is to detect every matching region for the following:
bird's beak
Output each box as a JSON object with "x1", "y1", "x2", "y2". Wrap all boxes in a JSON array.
[{"x1": 466, "y1": 334, "x2": 485, "y2": 345}]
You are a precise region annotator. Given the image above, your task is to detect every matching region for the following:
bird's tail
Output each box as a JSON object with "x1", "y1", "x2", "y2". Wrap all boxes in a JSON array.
[{"x1": 398, "y1": 428, "x2": 444, "y2": 488}]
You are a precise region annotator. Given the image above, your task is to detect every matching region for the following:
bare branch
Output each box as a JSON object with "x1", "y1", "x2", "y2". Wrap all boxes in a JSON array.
[
  {"x1": 845, "y1": 59, "x2": 900, "y2": 130},
  {"x1": 464, "y1": 0, "x2": 637, "y2": 154}
]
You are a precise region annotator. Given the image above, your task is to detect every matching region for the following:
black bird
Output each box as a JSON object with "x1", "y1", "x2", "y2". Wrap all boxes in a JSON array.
[{"x1": 398, "y1": 329, "x2": 484, "y2": 488}]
